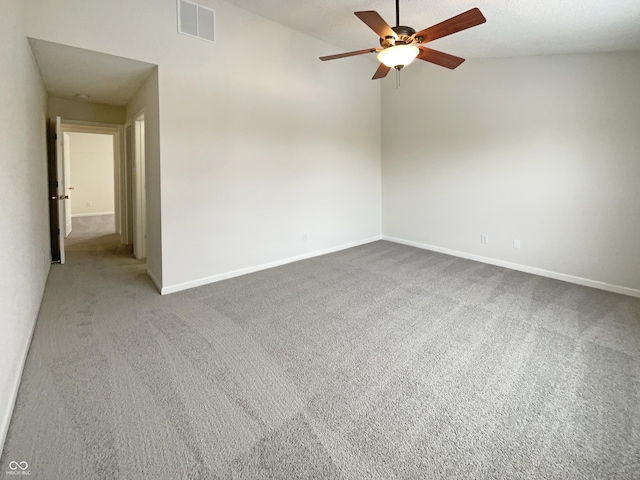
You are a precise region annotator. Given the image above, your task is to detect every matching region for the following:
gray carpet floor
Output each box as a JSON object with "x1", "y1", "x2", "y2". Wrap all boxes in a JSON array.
[
  {"x1": 64, "y1": 214, "x2": 116, "y2": 246},
  {"x1": 2, "y1": 223, "x2": 639, "y2": 479}
]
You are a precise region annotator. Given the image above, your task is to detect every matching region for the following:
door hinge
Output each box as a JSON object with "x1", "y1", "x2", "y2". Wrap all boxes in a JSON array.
[
  {"x1": 57, "y1": 228, "x2": 60, "y2": 235},
  {"x1": 54, "y1": 133, "x2": 58, "y2": 140}
]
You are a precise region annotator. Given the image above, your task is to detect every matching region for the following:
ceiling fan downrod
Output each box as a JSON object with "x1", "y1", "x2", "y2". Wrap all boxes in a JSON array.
[{"x1": 389, "y1": 0, "x2": 416, "y2": 46}]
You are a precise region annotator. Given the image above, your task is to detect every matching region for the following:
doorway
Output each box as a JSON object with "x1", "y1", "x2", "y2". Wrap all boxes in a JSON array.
[
  {"x1": 63, "y1": 131, "x2": 116, "y2": 241},
  {"x1": 48, "y1": 118, "x2": 147, "y2": 262}
]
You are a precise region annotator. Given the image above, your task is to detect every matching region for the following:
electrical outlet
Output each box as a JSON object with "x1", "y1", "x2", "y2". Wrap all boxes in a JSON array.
[
  {"x1": 302, "y1": 231, "x2": 308, "y2": 242},
  {"x1": 86, "y1": 201, "x2": 92, "y2": 207},
  {"x1": 514, "y1": 239, "x2": 521, "y2": 249},
  {"x1": 481, "y1": 233, "x2": 489, "y2": 244}
]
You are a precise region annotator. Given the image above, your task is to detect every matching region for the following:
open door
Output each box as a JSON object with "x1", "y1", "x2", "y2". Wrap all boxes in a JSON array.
[
  {"x1": 63, "y1": 132, "x2": 73, "y2": 236},
  {"x1": 47, "y1": 116, "x2": 68, "y2": 264}
]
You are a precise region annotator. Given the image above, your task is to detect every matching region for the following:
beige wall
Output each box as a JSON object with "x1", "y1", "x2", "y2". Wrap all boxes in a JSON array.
[
  {"x1": 48, "y1": 97, "x2": 125, "y2": 124},
  {"x1": 382, "y1": 52, "x2": 640, "y2": 293},
  {"x1": 67, "y1": 132, "x2": 115, "y2": 216},
  {"x1": 25, "y1": 0, "x2": 382, "y2": 293},
  {"x1": 0, "y1": 0, "x2": 50, "y2": 451}
]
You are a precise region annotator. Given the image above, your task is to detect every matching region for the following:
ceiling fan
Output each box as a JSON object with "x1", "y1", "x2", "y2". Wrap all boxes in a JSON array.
[{"x1": 320, "y1": 1, "x2": 486, "y2": 80}]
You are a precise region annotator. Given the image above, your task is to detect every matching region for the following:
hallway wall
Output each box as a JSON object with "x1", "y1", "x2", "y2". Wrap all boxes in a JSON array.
[
  {"x1": 126, "y1": 68, "x2": 162, "y2": 286},
  {"x1": 0, "y1": 0, "x2": 50, "y2": 451},
  {"x1": 48, "y1": 97, "x2": 126, "y2": 125}
]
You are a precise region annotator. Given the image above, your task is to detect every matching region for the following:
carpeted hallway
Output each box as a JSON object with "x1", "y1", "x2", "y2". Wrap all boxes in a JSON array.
[{"x1": 1, "y1": 221, "x2": 639, "y2": 479}]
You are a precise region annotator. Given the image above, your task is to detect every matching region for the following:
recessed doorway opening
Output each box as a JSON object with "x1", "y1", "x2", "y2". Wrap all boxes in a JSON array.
[{"x1": 49, "y1": 118, "x2": 146, "y2": 263}]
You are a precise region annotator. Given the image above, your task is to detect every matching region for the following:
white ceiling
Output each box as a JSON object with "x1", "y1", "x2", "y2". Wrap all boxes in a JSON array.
[
  {"x1": 29, "y1": 38, "x2": 156, "y2": 106},
  {"x1": 27, "y1": 2, "x2": 640, "y2": 107},
  {"x1": 225, "y1": 0, "x2": 640, "y2": 59}
]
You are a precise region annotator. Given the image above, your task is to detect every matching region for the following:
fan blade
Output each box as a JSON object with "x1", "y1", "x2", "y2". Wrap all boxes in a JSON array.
[
  {"x1": 320, "y1": 48, "x2": 378, "y2": 61},
  {"x1": 372, "y1": 63, "x2": 391, "y2": 80},
  {"x1": 413, "y1": 8, "x2": 486, "y2": 44},
  {"x1": 417, "y1": 47, "x2": 465, "y2": 70},
  {"x1": 355, "y1": 11, "x2": 396, "y2": 39}
]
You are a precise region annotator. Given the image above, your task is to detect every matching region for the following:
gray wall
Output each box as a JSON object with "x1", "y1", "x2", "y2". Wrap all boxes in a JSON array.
[
  {"x1": 382, "y1": 52, "x2": 640, "y2": 293},
  {"x1": 0, "y1": 0, "x2": 50, "y2": 450}
]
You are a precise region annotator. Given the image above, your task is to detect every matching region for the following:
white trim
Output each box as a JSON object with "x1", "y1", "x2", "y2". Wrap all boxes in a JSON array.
[
  {"x1": 132, "y1": 112, "x2": 146, "y2": 260},
  {"x1": 0, "y1": 264, "x2": 48, "y2": 452},
  {"x1": 58, "y1": 119, "x2": 123, "y2": 131},
  {"x1": 71, "y1": 211, "x2": 115, "y2": 218},
  {"x1": 123, "y1": 121, "x2": 133, "y2": 245},
  {"x1": 161, "y1": 236, "x2": 383, "y2": 295},
  {"x1": 59, "y1": 120, "x2": 124, "y2": 241},
  {"x1": 383, "y1": 236, "x2": 640, "y2": 299}
]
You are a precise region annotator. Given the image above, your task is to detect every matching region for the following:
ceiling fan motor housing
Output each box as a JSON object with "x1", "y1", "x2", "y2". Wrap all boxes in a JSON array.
[{"x1": 380, "y1": 25, "x2": 420, "y2": 48}]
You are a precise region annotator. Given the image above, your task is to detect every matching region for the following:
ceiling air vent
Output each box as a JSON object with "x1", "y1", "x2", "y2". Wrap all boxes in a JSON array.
[{"x1": 178, "y1": 0, "x2": 215, "y2": 43}]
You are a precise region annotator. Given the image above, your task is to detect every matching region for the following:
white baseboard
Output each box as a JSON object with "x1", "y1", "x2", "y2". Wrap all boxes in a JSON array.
[
  {"x1": 161, "y1": 236, "x2": 383, "y2": 295},
  {"x1": 71, "y1": 211, "x2": 114, "y2": 218},
  {"x1": 0, "y1": 263, "x2": 50, "y2": 453},
  {"x1": 383, "y1": 236, "x2": 640, "y2": 299}
]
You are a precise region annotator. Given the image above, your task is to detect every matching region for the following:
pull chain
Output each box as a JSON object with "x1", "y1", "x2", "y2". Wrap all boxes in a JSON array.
[{"x1": 395, "y1": 68, "x2": 401, "y2": 89}]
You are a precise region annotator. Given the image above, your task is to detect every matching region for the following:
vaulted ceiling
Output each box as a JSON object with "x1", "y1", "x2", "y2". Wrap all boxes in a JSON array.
[
  {"x1": 225, "y1": 0, "x2": 640, "y2": 58},
  {"x1": 27, "y1": 1, "x2": 640, "y2": 107}
]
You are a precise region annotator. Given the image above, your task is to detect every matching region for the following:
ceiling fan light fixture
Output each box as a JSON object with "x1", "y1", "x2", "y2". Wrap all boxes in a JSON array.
[{"x1": 377, "y1": 44, "x2": 419, "y2": 69}]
